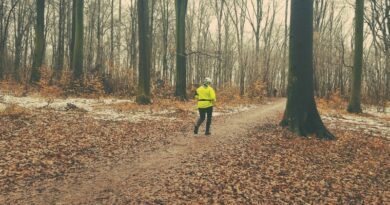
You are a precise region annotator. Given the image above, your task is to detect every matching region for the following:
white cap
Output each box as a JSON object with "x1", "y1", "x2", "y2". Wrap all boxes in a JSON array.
[{"x1": 204, "y1": 77, "x2": 212, "y2": 84}]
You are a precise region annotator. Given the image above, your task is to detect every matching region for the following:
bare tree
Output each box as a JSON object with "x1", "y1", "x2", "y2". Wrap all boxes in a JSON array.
[
  {"x1": 175, "y1": 0, "x2": 188, "y2": 100},
  {"x1": 281, "y1": 0, "x2": 334, "y2": 140},
  {"x1": 347, "y1": 0, "x2": 364, "y2": 113},
  {"x1": 136, "y1": 0, "x2": 151, "y2": 104},
  {"x1": 31, "y1": 0, "x2": 45, "y2": 83},
  {"x1": 72, "y1": 0, "x2": 84, "y2": 82},
  {"x1": 227, "y1": 0, "x2": 247, "y2": 96},
  {"x1": 54, "y1": 0, "x2": 66, "y2": 82}
]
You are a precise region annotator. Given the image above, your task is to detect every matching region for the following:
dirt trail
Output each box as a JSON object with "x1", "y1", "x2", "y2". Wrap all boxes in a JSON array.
[{"x1": 32, "y1": 99, "x2": 286, "y2": 204}]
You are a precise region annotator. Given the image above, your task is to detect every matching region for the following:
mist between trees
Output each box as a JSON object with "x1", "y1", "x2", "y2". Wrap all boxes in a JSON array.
[{"x1": 0, "y1": 0, "x2": 388, "y2": 107}]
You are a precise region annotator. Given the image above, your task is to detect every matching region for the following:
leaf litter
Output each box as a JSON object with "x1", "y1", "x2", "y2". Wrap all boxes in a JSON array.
[{"x1": 0, "y1": 95, "x2": 388, "y2": 204}]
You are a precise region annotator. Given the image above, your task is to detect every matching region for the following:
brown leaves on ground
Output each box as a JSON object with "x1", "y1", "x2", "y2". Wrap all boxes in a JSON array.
[
  {"x1": 0, "y1": 104, "x2": 30, "y2": 117},
  {"x1": 0, "y1": 109, "x2": 193, "y2": 199},
  {"x1": 128, "y1": 123, "x2": 389, "y2": 204},
  {"x1": 0, "y1": 98, "x2": 388, "y2": 204}
]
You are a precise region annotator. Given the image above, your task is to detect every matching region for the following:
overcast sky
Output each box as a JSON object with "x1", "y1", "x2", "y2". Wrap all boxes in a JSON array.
[{"x1": 118, "y1": 0, "x2": 354, "y2": 38}]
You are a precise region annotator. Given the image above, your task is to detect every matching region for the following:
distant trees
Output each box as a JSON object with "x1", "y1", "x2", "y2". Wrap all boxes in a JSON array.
[
  {"x1": 0, "y1": 0, "x2": 387, "y2": 108},
  {"x1": 280, "y1": 0, "x2": 334, "y2": 140},
  {"x1": 347, "y1": 0, "x2": 364, "y2": 113},
  {"x1": 174, "y1": 0, "x2": 188, "y2": 100},
  {"x1": 136, "y1": 0, "x2": 151, "y2": 104},
  {"x1": 365, "y1": 0, "x2": 389, "y2": 110},
  {"x1": 226, "y1": 0, "x2": 247, "y2": 96},
  {"x1": 31, "y1": 0, "x2": 45, "y2": 84}
]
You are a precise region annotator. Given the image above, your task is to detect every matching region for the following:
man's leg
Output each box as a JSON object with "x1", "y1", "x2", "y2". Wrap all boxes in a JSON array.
[
  {"x1": 205, "y1": 107, "x2": 213, "y2": 135},
  {"x1": 194, "y1": 108, "x2": 206, "y2": 134}
]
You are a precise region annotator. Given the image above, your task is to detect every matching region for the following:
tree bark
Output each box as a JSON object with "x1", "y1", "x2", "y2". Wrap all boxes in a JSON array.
[
  {"x1": 0, "y1": 1, "x2": 20, "y2": 80},
  {"x1": 54, "y1": 0, "x2": 65, "y2": 82},
  {"x1": 72, "y1": 0, "x2": 83, "y2": 82},
  {"x1": 110, "y1": 0, "x2": 114, "y2": 67},
  {"x1": 129, "y1": 0, "x2": 137, "y2": 82},
  {"x1": 161, "y1": 0, "x2": 169, "y2": 81},
  {"x1": 280, "y1": 0, "x2": 335, "y2": 140},
  {"x1": 70, "y1": 0, "x2": 76, "y2": 73},
  {"x1": 281, "y1": 0, "x2": 289, "y2": 96},
  {"x1": 31, "y1": 0, "x2": 45, "y2": 84},
  {"x1": 174, "y1": 0, "x2": 188, "y2": 100},
  {"x1": 347, "y1": 0, "x2": 364, "y2": 113},
  {"x1": 13, "y1": 1, "x2": 29, "y2": 82},
  {"x1": 136, "y1": 0, "x2": 151, "y2": 104}
]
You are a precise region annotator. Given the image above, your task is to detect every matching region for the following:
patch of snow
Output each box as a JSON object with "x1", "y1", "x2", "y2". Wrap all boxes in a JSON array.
[
  {"x1": 1, "y1": 95, "x2": 134, "y2": 112},
  {"x1": 1, "y1": 94, "x2": 261, "y2": 122},
  {"x1": 364, "y1": 106, "x2": 389, "y2": 118},
  {"x1": 0, "y1": 103, "x2": 6, "y2": 112},
  {"x1": 214, "y1": 105, "x2": 258, "y2": 116},
  {"x1": 92, "y1": 109, "x2": 177, "y2": 122},
  {"x1": 323, "y1": 113, "x2": 390, "y2": 139}
]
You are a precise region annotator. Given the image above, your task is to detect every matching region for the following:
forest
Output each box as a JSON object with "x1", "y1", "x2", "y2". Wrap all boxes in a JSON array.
[
  {"x1": 0, "y1": 0, "x2": 388, "y2": 103},
  {"x1": 0, "y1": 0, "x2": 389, "y2": 204}
]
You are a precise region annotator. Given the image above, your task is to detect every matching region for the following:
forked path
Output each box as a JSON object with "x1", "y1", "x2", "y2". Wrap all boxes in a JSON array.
[{"x1": 50, "y1": 99, "x2": 285, "y2": 204}]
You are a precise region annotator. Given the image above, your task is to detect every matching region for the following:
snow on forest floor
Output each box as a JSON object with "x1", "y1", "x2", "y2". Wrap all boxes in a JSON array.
[
  {"x1": 320, "y1": 105, "x2": 389, "y2": 139},
  {"x1": 0, "y1": 93, "x2": 259, "y2": 122}
]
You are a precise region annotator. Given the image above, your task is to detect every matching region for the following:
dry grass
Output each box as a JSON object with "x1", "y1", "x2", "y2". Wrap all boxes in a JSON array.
[{"x1": 316, "y1": 90, "x2": 348, "y2": 113}]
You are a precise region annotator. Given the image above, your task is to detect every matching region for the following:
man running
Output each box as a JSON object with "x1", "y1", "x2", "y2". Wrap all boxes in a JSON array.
[{"x1": 194, "y1": 77, "x2": 216, "y2": 136}]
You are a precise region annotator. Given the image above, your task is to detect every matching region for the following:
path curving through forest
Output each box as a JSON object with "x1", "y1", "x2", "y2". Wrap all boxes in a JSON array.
[{"x1": 6, "y1": 99, "x2": 286, "y2": 204}]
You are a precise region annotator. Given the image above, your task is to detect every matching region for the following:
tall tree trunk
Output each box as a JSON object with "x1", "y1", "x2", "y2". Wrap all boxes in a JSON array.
[
  {"x1": 281, "y1": 0, "x2": 289, "y2": 96},
  {"x1": 0, "y1": 1, "x2": 4, "y2": 80},
  {"x1": 72, "y1": 0, "x2": 83, "y2": 82},
  {"x1": 347, "y1": 0, "x2": 364, "y2": 113},
  {"x1": 70, "y1": 0, "x2": 76, "y2": 72},
  {"x1": 31, "y1": 0, "x2": 45, "y2": 83},
  {"x1": 0, "y1": 1, "x2": 19, "y2": 80},
  {"x1": 213, "y1": 0, "x2": 224, "y2": 88},
  {"x1": 117, "y1": 0, "x2": 121, "y2": 67},
  {"x1": 150, "y1": 0, "x2": 156, "y2": 79},
  {"x1": 86, "y1": 1, "x2": 95, "y2": 74},
  {"x1": 13, "y1": 1, "x2": 28, "y2": 82},
  {"x1": 130, "y1": 0, "x2": 137, "y2": 82},
  {"x1": 174, "y1": 0, "x2": 188, "y2": 100},
  {"x1": 110, "y1": 0, "x2": 114, "y2": 67},
  {"x1": 55, "y1": 0, "x2": 65, "y2": 82},
  {"x1": 136, "y1": 0, "x2": 151, "y2": 104},
  {"x1": 161, "y1": 0, "x2": 169, "y2": 81},
  {"x1": 280, "y1": 0, "x2": 335, "y2": 140}
]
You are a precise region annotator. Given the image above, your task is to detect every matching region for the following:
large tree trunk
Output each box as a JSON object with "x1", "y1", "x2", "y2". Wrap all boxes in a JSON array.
[
  {"x1": 136, "y1": 0, "x2": 151, "y2": 104},
  {"x1": 280, "y1": 0, "x2": 335, "y2": 140},
  {"x1": 31, "y1": 0, "x2": 45, "y2": 84},
  {"x1": 174, "y1": 0, "x2": 188, "y2": 100},
  {"x1": 72, "y1": 0, "x2": 83, "y2": 82},
  {"x1": 347, "y1": 0, "x2": 364, "y2": 113}
]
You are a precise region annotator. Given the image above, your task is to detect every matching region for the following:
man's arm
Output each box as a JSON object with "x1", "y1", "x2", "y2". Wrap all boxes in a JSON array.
[
  {"x1": 210, "y1": 87, "x2": 216, "y2": 102},
  {"x1": 194, "y1": 90, "x2": 199, "y2": 100}
]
